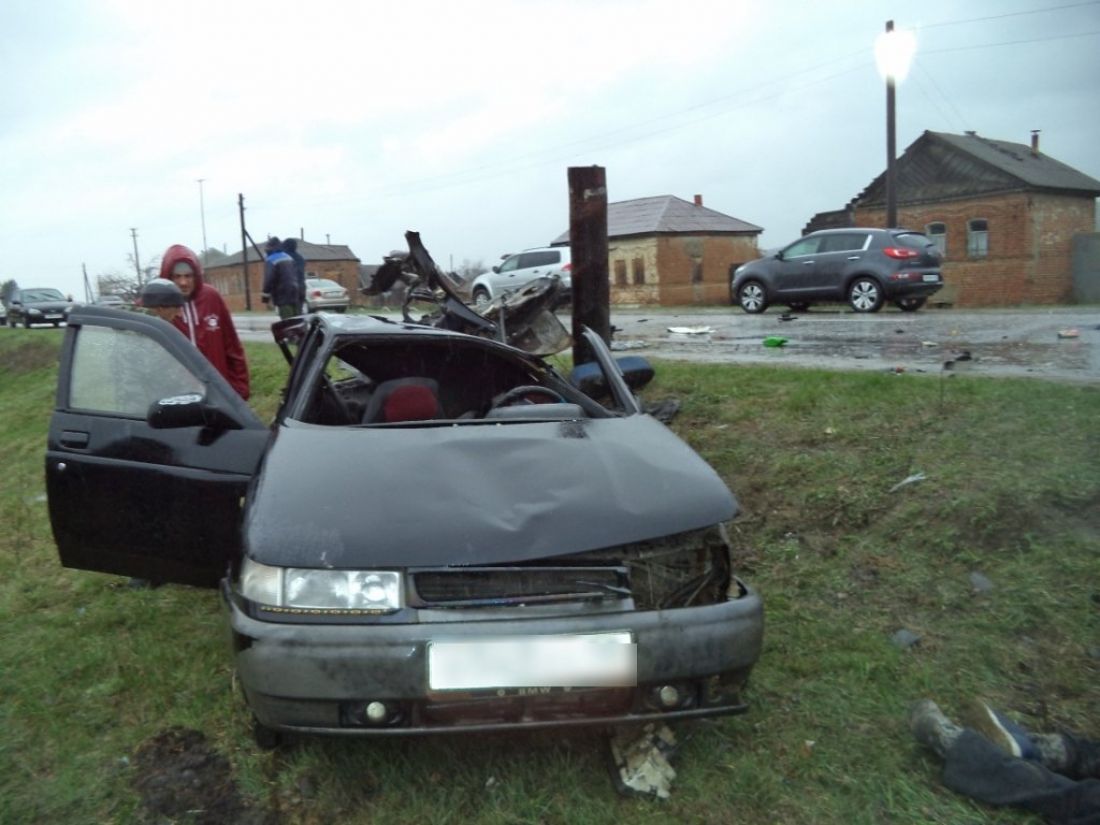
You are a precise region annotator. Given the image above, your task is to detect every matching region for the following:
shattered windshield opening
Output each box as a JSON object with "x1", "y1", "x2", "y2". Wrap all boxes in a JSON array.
[{"x1": 296, "y1": 335, "x2": 606, "y2": 426}]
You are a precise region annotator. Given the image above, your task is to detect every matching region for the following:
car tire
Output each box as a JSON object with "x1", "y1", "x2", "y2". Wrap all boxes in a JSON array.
[
  {"x1": 252, "y1": 717, "x2": 282, "y2": 750},
  {"x1": 848, "y1": 277, "x2": 883, "y2": 313},
  {"x1": 894, "y1": 297, "x2": 926, "y2": 312},
  {"x1": 473, "y1": 288, "x2": 491, "y2": 310},
  {"x1": 737, "y1": 281, "x2": 768, "y2": 314}
]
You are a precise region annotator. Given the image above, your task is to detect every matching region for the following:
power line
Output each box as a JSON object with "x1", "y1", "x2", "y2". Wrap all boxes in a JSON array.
[
  {"x1": 917, "y1": 0, "x2": 1100, "y2": 30},
  {"x1": 921, "y1": 28, "x2": 1100, "y2": 54}
]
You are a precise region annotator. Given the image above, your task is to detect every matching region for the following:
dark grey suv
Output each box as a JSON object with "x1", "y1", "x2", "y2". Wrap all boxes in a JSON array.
[{"x1": 730, "y1": 228, "x2": 943, "y2": 313}]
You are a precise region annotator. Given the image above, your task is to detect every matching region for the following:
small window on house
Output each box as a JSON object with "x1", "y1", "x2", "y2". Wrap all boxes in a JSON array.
[
  {"x1": 967, "y1": 219, "x2": 988, "y2": 258},
  {"x1": 632, "y1": 257, "x2": 645, "y2": 285},
  {"x1": 614, "y1": 259, "x2": 627, "y2": 286},
  {"x1": 925, "y1": 223, "x2": 946, "y2": 256}
]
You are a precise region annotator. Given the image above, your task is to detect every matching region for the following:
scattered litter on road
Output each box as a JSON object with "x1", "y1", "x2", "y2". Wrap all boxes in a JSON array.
[
  {"x1": 921, "y1": 340, "x2": 939, "y2": 347},
  {"x1": 889, "y1": 472, "x2": 926, "y2": 493},
  {"x1": 610, "y1": 340, "x2": 649, "y2": 351},
  {"x1": 667, "y1": 325, "x2": 713, "y2": 335},
  {"x1": 778, "y1": 312, "x2": 797, "y2": 321},
  {"x1": 1057, "y1": 328, "x2": 1080, "y2": 339},
  {"x1": 889, "y1": 366, "x2": 906, "y2": 374},
  {"x1": 607, "y1": 723, "x2": 678, "y2": 800},
  {"x1": 763, "y1": 335, "x2": 788, "y2": 347},
  {"x1": 644, "y1": 398, "x2": 682, "y2": 423}
]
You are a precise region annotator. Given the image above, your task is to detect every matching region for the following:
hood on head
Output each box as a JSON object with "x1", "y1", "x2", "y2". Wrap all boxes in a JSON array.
[
  {"x1": 158, "y1": 244, "x2": 205, "y2": 296},
  {"x1": 282, "y1": 238, "x2": 298, "y2": 253}
]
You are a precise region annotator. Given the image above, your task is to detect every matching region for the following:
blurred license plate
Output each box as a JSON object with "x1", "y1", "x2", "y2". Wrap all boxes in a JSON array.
[
  {"x1": 922, "y1": 274, "x2": 939, "y2": 282},
  {"x1": 428, "y1": 633, "x2": 636, "y2": 690}
]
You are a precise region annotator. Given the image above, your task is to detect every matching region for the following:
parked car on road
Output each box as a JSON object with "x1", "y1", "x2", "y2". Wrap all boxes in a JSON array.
[
  {"x1": 471, "y1": 246, "x2": 572, "y2": 309},
  {"x1": 94, "y1": 294, "x2": 127, "y2": 309},
  {"x1": 730, "y1": 228, "x2": 943, "y2": 314},
  {"x1": 304, "y1": 278, "x2": 349, "y2": 313},
  {"x1": 47, "y1": 304, "x2": 763, "y2": 748},
  {"x1": 6, "y1": 287, "x2": 75, "y2": 328}
]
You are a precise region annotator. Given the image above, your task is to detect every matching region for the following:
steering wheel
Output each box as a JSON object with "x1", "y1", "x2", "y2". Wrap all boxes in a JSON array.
[{"x1": 490, "y1": 385, "x2": 566, "y2": 409}]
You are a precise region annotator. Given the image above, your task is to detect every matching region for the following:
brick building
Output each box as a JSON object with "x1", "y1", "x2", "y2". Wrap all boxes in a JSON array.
[
  {"x1": 203, "y1": 239, "x2": 362, "y2": 312},
  {"x1": 552, "y1": 195, "x2": 762, "y2": 305},
  {"x1": 841, "y1": 131, "x2": 1100, "y2": 306}
]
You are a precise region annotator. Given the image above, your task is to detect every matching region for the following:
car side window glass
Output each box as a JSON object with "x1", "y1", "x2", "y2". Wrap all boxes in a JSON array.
[
  {"x1": 69, "y1": 326, "x2": 204, "y2": 417},
  {"x1": 498, "y1": 256, "x2": 519, "y2": 273},
  {"x1": 786, "y1": 237, "x2": 819, "y2": 257}
]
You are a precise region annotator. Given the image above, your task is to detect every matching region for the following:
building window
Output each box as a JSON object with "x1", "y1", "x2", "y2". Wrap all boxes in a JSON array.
[
  {"x1": 631, "y1": 257, "x2": 645, "y2": 285},
  {"x1": 926, "y1": 222, "x2": 946, "y2": 256},
  {"x1": 967, "y1": 219, "x2": 988, "y2": 258},
  {"x1": 614, "y1": 259, "x2": 627, "y2": 286}
]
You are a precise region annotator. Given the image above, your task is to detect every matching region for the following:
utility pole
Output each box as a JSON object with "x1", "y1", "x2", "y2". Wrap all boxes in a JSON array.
[
  {"x1": 568, "y1": 166, "x2": 610, "y2": 366},
  {"x1": 130, "y1": 228, "x2": 142, "y2": 285},
  {"x1": 238, "y1": 194, "x2": 253, "y2": 310},
  {"x1": 82, "y1": 263, "x2": 93, "y2": 303},
  {"x1": 197, "y1": 178, "x2": 208, "y2": 261}
]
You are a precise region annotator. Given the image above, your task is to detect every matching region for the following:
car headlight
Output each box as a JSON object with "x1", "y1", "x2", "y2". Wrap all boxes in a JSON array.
[
  {"x1": 29, "y1": 308, "x2": 43, "y2": 316},
  {"x1": 240, "y1": 557, "x2": 403, "y2": 613}
]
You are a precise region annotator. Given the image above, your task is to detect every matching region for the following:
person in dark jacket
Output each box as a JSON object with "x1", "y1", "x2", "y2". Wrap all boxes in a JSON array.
[
  {"x1": 261, "y1": 237, "x2": 301, "y2": 320},
  {"x1": 282, "y1": 237, "x2": 307, "y2": 314},
  {"x1": 159, "y1": 244, "x2": 250, "y2": 400}
]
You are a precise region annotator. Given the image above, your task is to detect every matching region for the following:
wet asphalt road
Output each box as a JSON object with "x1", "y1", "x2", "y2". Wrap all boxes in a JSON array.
[
  {"x1": 235, "y1": 306, "x2": 1100, "y2": 384},
  {"x1": 605, "y1": 306, "x2": 1100, "y2": 384}
]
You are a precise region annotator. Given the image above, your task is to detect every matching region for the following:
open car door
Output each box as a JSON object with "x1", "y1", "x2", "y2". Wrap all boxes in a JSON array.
[{"x1": 46, "y1": 306, "x2": 269, "y2": 588}]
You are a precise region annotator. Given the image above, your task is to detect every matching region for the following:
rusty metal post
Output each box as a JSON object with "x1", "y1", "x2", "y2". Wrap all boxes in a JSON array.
[{"x1": 568, "y1": 166, "x2": 610, "y2": 365}]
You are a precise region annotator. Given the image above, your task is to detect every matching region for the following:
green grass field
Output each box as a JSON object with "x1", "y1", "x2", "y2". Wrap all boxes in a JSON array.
[{"x1": 1, "y1": 329, "x2": 1096, "y2": 824}]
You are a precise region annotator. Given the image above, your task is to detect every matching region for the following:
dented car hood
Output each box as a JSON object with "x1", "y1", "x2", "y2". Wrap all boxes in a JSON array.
[{"x1": 243, "y1": 415, "x2": 736, "y2": 568}]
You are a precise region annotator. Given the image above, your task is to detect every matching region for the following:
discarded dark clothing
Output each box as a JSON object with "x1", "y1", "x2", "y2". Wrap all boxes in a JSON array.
[{"x1": 943, "y1": 730, "x2": 1100, "y2": 824}]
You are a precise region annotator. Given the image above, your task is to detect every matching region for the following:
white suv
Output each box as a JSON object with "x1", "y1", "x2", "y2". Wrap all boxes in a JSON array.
[{"x1": 470, "y1": 246, "x2": 572, "y2": 309}]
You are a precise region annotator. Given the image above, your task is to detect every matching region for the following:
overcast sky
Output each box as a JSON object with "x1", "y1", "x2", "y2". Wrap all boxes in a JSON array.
[{"x1": 3, "y1": 0, "x2": 1098, "y2": 299}]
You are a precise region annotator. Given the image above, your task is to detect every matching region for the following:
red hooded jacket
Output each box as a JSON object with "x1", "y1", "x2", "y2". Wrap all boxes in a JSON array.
[{"x1": 159, "y1": 245, "x2": 251, "y2": 400}]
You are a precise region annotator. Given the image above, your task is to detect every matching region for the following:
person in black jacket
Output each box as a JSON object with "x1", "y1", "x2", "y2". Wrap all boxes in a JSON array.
[
  {"x1": 261, "y1": 237, "x2": 302, "y2": 320},
  {"x1": 282, "y1": 237, "x2": 307, "y2": 314}
]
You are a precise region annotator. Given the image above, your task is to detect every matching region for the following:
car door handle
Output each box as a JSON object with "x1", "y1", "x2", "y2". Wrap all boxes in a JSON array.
[
  {"x1": 802, "y1": 260, "x2": 815, "y2": 266},
  {"x1": 847, "y1": 255, "x2": 861, "y2": 260},
  {"x1": 60, "y1": 430, "x2": 90, "y2": 449}
]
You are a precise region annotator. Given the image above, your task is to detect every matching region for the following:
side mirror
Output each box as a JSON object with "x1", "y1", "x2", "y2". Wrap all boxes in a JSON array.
[
  {"x1": 147, "y1": 393, "x2": 241, "y2": 431},
  {"x1": 774, "y1": 250, "x2": 784, "y2": 261},
  {"x1": 491, "y1": 265, "x2": 501, "y2": 274},
  {"x1": 569, "y1": 356, "x2": 655, "y2": 400}
]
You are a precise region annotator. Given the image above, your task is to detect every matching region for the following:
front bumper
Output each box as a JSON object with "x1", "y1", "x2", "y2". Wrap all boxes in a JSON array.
[{"x1": 222, "y1": 579, "x2": 763, "y2": 735}]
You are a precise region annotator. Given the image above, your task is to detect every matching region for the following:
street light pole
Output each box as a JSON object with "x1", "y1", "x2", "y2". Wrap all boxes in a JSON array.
[
  {"x1": 884, "y1": 21, "x2": 897, "y2": 229},
  {"x1": 197, "y1": 178, "x2": 208, "y2": 261},
  {"x1": 875, "y1": 21, "x2": 916, "y2": 230}
]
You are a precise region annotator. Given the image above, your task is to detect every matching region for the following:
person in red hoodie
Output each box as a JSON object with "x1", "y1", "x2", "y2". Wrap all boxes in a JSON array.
[{"x1": 158, "y1": 244, "x2": 250, "y2": 400}]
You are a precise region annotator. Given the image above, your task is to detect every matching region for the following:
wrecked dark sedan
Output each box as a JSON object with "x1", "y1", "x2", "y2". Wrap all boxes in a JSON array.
[{"x1": 46, "y1": 296, "x2": 763, "y2": 746}]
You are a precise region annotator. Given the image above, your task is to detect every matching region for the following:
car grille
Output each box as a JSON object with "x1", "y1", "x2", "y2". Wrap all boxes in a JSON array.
[{"x1": 410, "y1": 529, "x2": 731, "y2": 611}]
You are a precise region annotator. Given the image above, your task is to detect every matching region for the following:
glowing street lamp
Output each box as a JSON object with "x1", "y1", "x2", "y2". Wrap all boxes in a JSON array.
[{"x1": 874, "y1": 21, "x2": 916, "y2": 229}]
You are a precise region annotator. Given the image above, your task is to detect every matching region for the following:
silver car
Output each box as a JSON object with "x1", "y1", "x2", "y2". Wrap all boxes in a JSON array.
[
  {"x1": 305, "y1": 278, "x2": 349, "y2": 313},
  {"x1": 471, "y1": 247, "x2": 572, "y2": 309}
]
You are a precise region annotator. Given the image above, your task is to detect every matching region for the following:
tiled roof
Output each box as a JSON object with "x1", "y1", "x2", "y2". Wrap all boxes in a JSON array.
[
  {"x1": 551, "y1": 195, "x2": 762, "y2": 244},
  {"x1": 205, "y1": 238, "x2": 360, "y2": 269}
]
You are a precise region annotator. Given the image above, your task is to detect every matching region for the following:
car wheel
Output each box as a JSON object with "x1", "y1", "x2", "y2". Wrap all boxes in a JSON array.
[
  {"x1": 894, "y1": 297, "x2": 926, "y2": 312},
  {"x1": 787, "y1": 302, "x2": 810, "y2": 313},
  {"x1": 737, "y1": 281, "x2": 768, "y2": 314},
  {"x1": 473, "y1": 288, "x2": 491, "y2": 310},
  {"x1": 252, "y1": 717, "x2": 283, "y2": 750},
  {"x1": 848, "y1": 278, "x2": 883, "y2": 313}
]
